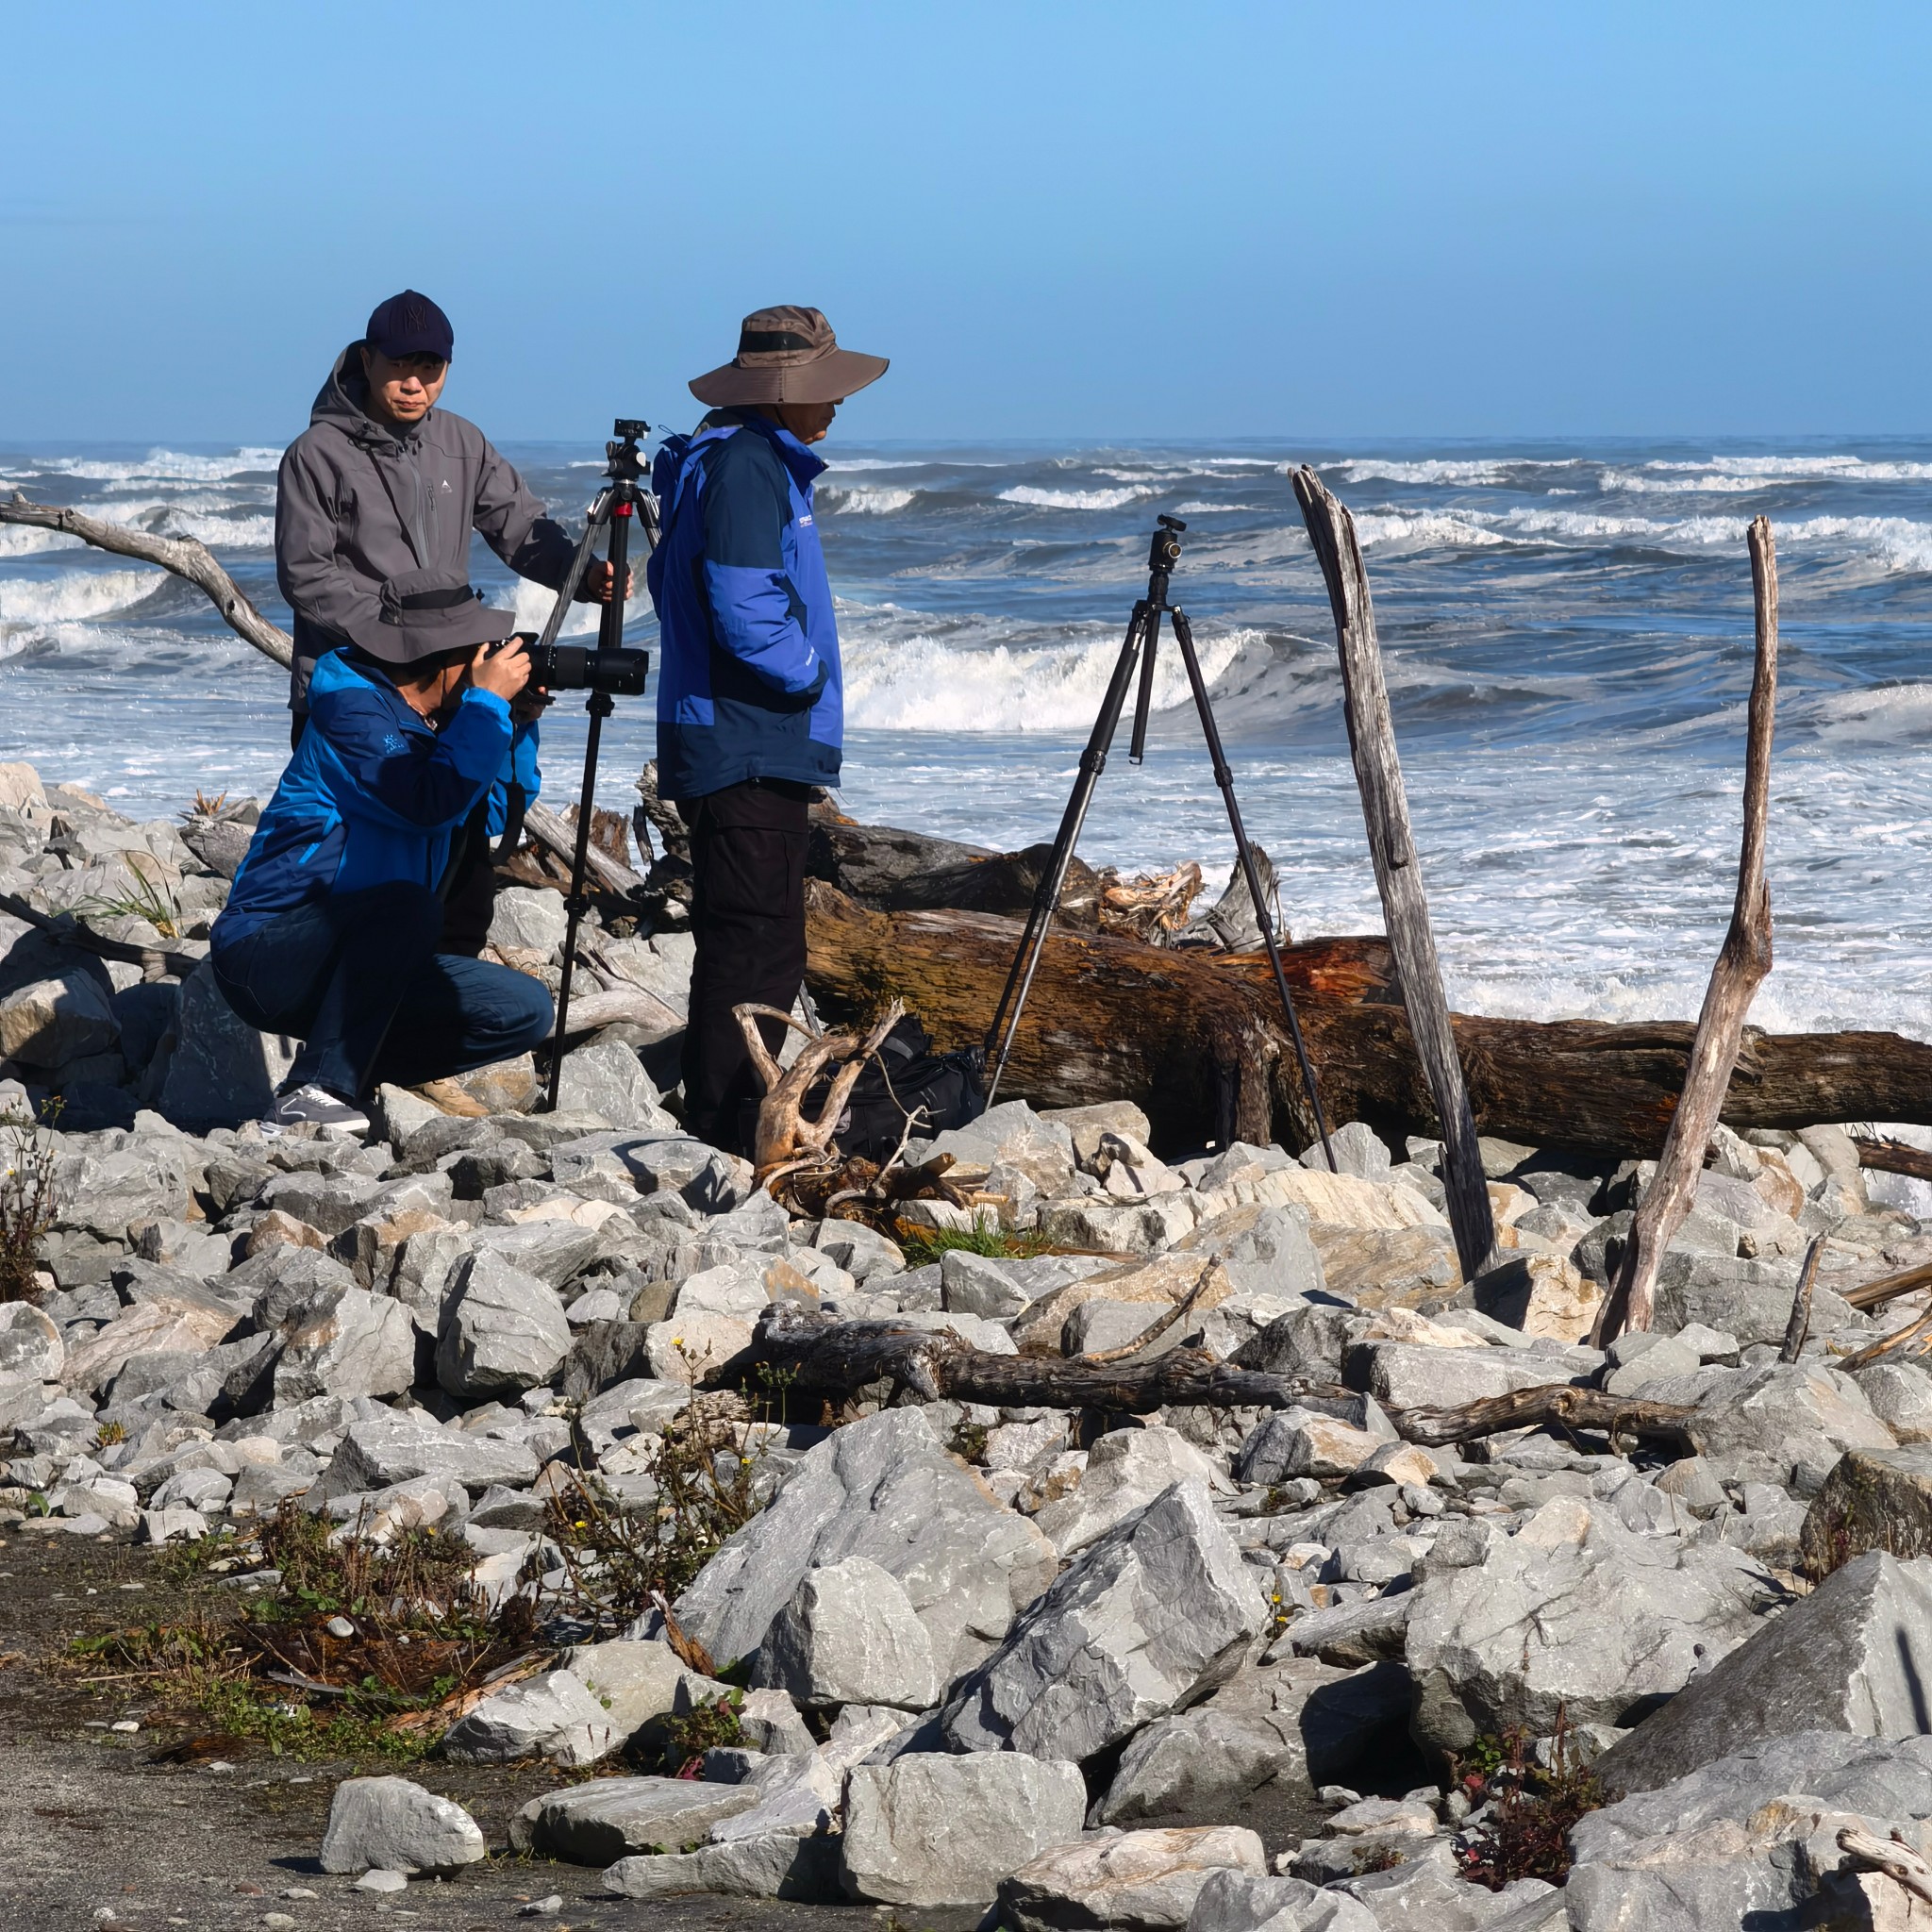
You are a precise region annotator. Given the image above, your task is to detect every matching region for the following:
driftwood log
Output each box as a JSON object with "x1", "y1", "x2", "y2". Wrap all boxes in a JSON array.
[
  {"x1": 716, "y1": 1302, "x2": 1319, "y2": 1413},
  {"x1": 1856, "y1": 1136, "x2": 1932, "y2": 1184},
  {"x1": 0, "y1": 492, "x2": 292, "y2": 668},
  {"x1": 1594, "y1": 518, "x2": 1780, "y2": 1344},
  {"x1": 1394, "y1": 1384, "x2": 1700, "y2": 1455},
  {"x1": 714, "y1": 1306, "x2": 1700, "y2": 1452},
  {"x1": 804, "y1": 881, "x2": 1932, "y2": 1155},
  {"x1": 1296, "y1": 467, "x2": 1496, "y2": 1280}
]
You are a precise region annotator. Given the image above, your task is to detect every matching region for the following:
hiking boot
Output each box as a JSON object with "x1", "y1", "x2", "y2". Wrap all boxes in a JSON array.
[
  {"x1": 259, "y1": 1084, "x2": 371, "y2": 1137},
  {"x1": 409, "y1": 1077, "x2": 489, "y2": 1119}
]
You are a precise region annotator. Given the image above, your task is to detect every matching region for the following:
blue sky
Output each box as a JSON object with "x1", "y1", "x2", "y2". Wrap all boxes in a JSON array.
[{"x1": 5, "y1": 2, "x2": 1930, "y2": 442}]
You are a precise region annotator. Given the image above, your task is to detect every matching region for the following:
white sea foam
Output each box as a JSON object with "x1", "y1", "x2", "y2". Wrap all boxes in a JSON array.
[
  {"x1": 997, "y1": 485, "x2": 1156, "y2": 511},
  {"x1": 1350, "y1": 510, "x2": 1509, "y2": 549},
  {"x1": 37, "y1": 446, "x2": 283, "y2": 483},
  {"x1": 0, "y1": 569, "x2": 155, "y2": 626},
  {"x1": 841, "y1": 616, "x2": 1251, "y2": 732},
  {"x1": 820, "y1": 486, "x2": 918, "y2": 515},
  {"x1": 0, "y1": 525, "x2": 79, "y2": 558},
  {"x1": 1333, "y1": 457, "x2": 1587, "y2": 487}
]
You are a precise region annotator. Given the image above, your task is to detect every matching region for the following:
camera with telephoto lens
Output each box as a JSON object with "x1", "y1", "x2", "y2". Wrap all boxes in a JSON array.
[{"x1": 507, "y1": 631, "x2": 651, "y2": 696}]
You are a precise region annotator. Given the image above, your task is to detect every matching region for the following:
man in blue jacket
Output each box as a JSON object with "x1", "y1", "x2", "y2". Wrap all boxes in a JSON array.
[
  {"x1": 211, "y1": 567, "x2": 555, "y2": 1134},
  {"x1": 647, "y1": 306, "x2": 889, "y2": 1151}
]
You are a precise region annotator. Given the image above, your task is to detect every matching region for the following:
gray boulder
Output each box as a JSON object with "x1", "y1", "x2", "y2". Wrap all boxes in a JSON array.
[
  {"x1": 1097, "y1": 1707, "x2": 1302, "y2": 1824},
  {"x1": 1186, "y1": 1869, "x2": 1378, "y2": 1932},
  {"x1": 1598, "y1": 1552, "x2": 1932, "y2": 1796},
  {"x1": 435, "y1": 1251, "x2": 572, "y2": 1399},
  {"x1": 155, "y1": 959, "x2": 298, "y2": 1128},
  {"x1": 1568, "y1": 1730, "x2": 1932, "y2": 1932},
  {"x1": 1031, "y1": 1424, "x2": 1234, "y2": 1558},
  {"x1": 555, "y1": 1038, "x2": 673, "y2": 1130},
  {"x1": 271, "y1": 1285, "x2": 416, "y2": 1406},
  {"x1": 667, "y1": 1407, "x2": 1055, "y2": 1680},
  {"x1": 319, "y1": 1776, "x2": 485, "y2": 1875},
  {"x1": 941, "y1": 1248, "x2": 1028, "y2": 1320},
  {"x1": 1348, "y1": 1341, "x2": 1574, "y2": 1411},
  {"x1": 0, "y1": 970, "x2": 118, "y2": 1068},
  {"x1": 999, "y1": 1825, "x2": 1266, "y2": 1932},
  {"x1": 487, "y1": 885, "x2": 568, "y2": 957},
  {"x1": 942, "y1": 1478, "x2": 1265, "y2": 1761},
  {"x1": 1179, "y1": 1203, "x2": 1324, "y2": 1301},
  {"x1": 441, "y1": 1668, "x2": 617, "y2": 1767},
  {"x1": 1406, "y1": 1491, "x2": 1784, "y2": 1757},
  {"x1": 312, "y1": 1408, "x2": 541, "y2": 1499},
  {"x1": 840, "y1": 1752, "x2": 1088, "y2": 1907},
  {"x1": 602, "y1": 1834, "x2": 841, "y2": 1902},
  {"x1": 0, "y1": 1303, "x2": 61, "y2": 1381},
  {"x1": 752, "y1": 1555, "x2": 941, "y2": 1710},
  {"x1": 519, "y1": 1774, "x2": 760, "y2": 1863},
  {"x1": 1232, "y1": 1302, "x2": 1353, "y2": 1382}
]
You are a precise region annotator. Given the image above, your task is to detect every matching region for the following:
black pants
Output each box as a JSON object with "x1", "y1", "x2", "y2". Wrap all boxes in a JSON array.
[{"x1": 678, "y1": 778, "x2": 812, "y2": 1153}]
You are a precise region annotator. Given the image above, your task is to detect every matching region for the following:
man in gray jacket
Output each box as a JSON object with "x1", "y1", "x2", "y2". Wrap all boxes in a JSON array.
[{"x1": 275, "y1": 290, "x2": 621, "y2": 742}]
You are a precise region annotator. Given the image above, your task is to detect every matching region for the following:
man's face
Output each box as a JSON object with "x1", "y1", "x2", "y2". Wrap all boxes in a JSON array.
[
  {"x1": 770, "y1": 399, "x2": 841, "y2": 444},
  {"x1": 360, "y1": 347, "x2": 448, "y2": 426}
]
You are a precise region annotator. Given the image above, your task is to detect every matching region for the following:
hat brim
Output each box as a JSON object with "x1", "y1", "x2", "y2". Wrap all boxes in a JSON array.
[
  {"x1": 689, "y1": 346, "x2": 889, "y2": 408},
  {"x1": 351, "y1": 602, "x2": 517, "y2": 667}
]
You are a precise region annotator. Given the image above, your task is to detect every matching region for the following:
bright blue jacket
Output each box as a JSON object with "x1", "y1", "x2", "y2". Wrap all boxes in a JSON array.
[
  {"x1": 212, "y1": 650, "x2": 538, "y2": 945},
  {"x1": 646, "y1": 408, "x2": 841, "y2": 800}
]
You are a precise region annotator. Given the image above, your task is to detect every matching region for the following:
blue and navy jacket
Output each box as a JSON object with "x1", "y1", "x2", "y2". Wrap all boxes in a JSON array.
[
  {"x1": 646, "y1": 408, "x2": 842, "y2": 800},
  {"x1": 212, "y1": 650, "x2": 539, "y2": 946}
]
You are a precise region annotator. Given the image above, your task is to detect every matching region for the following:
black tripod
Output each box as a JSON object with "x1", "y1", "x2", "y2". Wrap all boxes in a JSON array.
[
  {"x1": 541, "y1": 419, "x2": 660, "y2": 1110},
  {"x1": 982, "y1": 515, "x2": 1336, "y2": 1169}
]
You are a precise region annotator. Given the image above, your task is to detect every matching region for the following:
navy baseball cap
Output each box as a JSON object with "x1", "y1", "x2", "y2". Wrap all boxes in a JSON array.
[{"x1": 364, "y1": 290, "x2": 453, "y2": 363}]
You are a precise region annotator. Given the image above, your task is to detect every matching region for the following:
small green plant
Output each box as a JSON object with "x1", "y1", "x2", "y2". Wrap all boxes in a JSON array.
[
  {"x1": 546, "y1": 1403, "x2": 766, "y2": 1634},
  {"x1": 68, "y1": 1499, "x2": 535, "y2": 1762},
  {"x1": 1454, "y1": 1710, "x2": 1605, "y2": 1890},
  {"x1": 0, "y1": 1108, "x2": 58, "y2": 1302},
  {"x1": 93, "y1": 1420, "x2": 126, "y2": 1448},
  {"x1": 660, "y1": 1690, "x2": 744, "y2": 1774},
  {"x1": 896, "y1": 1222, "x2": 1055, "y2": 1268},
  {"x1": 78, "y1": 860, "x2": 181, "y2": 940}
]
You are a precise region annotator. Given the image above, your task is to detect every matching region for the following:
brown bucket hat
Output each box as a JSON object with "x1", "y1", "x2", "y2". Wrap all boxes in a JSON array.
[
  {"x1": 351, "y1": 567, "x2": 517, "y2": 667},
  {"x1": 689, "y1": 305, "x2": 889, "y2": 408}
]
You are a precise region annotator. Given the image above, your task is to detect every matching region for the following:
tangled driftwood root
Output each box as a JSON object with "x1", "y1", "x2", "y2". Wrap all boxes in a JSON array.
[{"x1": 732, "y1": 996, "x2": 905, "y2": 1182}]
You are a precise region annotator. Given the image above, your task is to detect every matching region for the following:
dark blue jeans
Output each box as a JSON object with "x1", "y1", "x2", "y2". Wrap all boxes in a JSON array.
[{"x1": 210, "y1": 881, "x2": 554, "y2": 1101}]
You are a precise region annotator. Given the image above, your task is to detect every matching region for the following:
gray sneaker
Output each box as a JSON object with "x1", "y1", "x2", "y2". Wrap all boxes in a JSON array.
[{"x1": 260, "y1": 1084, "x2": 371, "y2": 1137}]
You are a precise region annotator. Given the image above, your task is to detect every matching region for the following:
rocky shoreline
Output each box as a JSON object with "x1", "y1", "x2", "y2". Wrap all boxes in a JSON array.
[{"x1": 5, "y1": 761, "x2": 1932, "y2": 1928}]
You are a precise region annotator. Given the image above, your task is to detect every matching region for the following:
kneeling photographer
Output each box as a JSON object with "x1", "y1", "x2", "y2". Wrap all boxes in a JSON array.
[{"x1": 209, "y1": 567, "x2": 555, "y2": 1134}]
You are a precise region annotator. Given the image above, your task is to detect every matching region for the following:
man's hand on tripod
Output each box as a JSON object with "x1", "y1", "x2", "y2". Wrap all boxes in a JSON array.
[
  {"x1": 581, "y1": 559, "x2": 634, "y2": 604},
  {"x1": 470, "y1": 640, "x2": 532, "y2": 704}
]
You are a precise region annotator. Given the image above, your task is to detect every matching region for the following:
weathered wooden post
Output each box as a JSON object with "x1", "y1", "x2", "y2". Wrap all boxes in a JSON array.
[
  {"x1": 1292, "y1": 467, "x2": 1498, "y2": 1283},
  {"x1": 1591, "y1": 516, "x2": 1781, "y2": 1344}
]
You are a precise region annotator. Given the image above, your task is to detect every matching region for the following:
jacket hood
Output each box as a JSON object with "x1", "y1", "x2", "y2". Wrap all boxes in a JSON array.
[{"x1": 309, "y1": 341, "x2": 422, "y2": 452}]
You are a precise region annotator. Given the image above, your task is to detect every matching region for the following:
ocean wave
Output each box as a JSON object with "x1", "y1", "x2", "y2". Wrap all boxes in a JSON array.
[
  {"x1": 820, "y1": 486, "x2": 918, "y2": 515},
  {"x1": 841, "y1": 615, "x2": 1251, "y2": 732},
  {"x1": 0, "y1": 568, "x2": 157, "y2": 626},
  {"x1": 1350, "y1": 510, "x2": 1509, "y2": 550},
  {"x1": 0, "y1": 525, "x2": 80, "y2": 558},
  {"x1": 37, "y1": 446, "x2": 284, "y2": 483},
  {"x1": 506, "y1": 575, "x2": 624, "y2": 640},
  {"x1": 996, "y1": 485, "x2": 1157, "y2": 511},
  {"x1": 1333, "y1": 457, "x2": 1587, "y2": 487}
]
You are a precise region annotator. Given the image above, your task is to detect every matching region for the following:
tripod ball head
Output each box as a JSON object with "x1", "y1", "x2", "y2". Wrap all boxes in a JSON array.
[{"x1": 1148, "y1": 513, "x2": 1187, "y2": 575}]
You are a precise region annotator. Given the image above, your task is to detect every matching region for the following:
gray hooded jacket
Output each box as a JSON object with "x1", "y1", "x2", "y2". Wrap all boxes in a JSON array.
[{"x1": 275, "y1": 343, "x2": 578, "y2": 708}]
